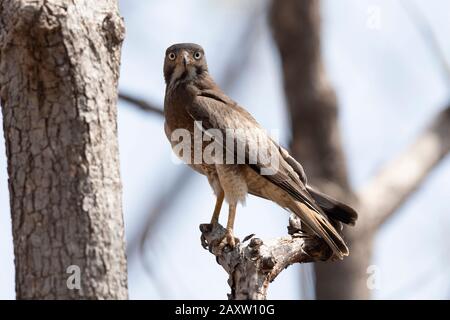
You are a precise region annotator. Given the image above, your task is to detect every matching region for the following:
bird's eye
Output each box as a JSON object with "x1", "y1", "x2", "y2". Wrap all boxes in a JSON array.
[
  {"x1": 168, "y1": 52, "x2": 176, "y2": 61},
  {"x1": 194, "y1": 51, "x2": 202, "y2": 60}
]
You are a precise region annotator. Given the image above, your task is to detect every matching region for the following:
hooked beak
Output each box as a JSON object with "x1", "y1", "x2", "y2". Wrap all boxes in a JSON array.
[{"x1": 182, "y1": 51, "x2": 191, "y2": 68}]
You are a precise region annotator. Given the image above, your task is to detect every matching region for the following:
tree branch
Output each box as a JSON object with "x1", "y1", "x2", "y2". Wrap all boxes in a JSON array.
[
  {"x1": 358, "y1": 105, "x2": 450, "y2": 231},
  {"x1": 118, "y1": 92, "x2": 164, "y2": 116},
  {"x1": 400, "y1": 0, "x2": 450, "y2": 85},
  {"x1": 199, "y1": 215, "x2": 331, "y2": 300},
  {"x1": 126, "y1": 168, "x2": 194, "y2": 257},
  {"x1": 117, "y1": 2, "x2": 263, "y2": 119}
]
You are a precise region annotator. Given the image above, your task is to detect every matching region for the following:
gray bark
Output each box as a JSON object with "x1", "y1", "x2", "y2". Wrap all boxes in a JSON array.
[
  {"x1": 200, "y1": 215, "x2": 331, "y2": 300},
  {"x1": 0, "y1": 0, "x2": 128, "y2": 299}
]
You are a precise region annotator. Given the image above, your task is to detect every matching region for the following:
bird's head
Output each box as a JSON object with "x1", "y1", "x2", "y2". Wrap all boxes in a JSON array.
[{"x1": 163, "y1": 43, "x2": 208, "y2": 86}]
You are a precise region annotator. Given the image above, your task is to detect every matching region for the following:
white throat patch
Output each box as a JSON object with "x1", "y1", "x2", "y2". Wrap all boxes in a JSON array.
[{"x1": 169, "y1": 65, "x2": 196, "y2": 89}]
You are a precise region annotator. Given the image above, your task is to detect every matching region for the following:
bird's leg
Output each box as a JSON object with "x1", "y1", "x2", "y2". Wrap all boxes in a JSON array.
[
  {"x1": 225, "y1": 204, "x2": 237, "y2": 247},
  {"x1": 218, "y1": 203, "x2": 238, "y2": 250},
  {"x1": 210, "y1": 190, "x2": 224, "y2": 225}
]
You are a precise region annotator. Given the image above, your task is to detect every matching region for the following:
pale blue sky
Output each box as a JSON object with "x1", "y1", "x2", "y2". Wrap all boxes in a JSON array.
[{"x1": 1, "y1": 0, "x2": 449, "y2": 299}]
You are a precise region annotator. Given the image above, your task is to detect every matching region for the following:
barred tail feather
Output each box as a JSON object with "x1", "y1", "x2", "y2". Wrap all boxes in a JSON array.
[
  {"x1": 306, "y1": 186, "x2": 358, "y2": 226},
  {"x1": 290, "y1": 201, "x2": 349, "y2": 260}
]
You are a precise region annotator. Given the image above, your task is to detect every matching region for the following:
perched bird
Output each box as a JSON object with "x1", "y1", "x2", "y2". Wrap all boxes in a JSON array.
[{"x1": 163, "y1": 43, "x2": 357, "y2": 259}]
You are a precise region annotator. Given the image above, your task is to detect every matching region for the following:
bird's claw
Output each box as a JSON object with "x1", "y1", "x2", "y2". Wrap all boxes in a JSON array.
[
  {"x1": 217, "y1": 230, "x2": 238, "y2": 253},
  {"x1": 200, "y1": 233, "x2": 208, "y2": 249},
  {"x1": 200, "y1": 223, "x2": 239, "y2": 254}
]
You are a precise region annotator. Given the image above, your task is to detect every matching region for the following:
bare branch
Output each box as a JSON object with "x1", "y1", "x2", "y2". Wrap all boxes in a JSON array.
[
  {"x1": 358, "y1": 106, "x2": 450, "y2": 230},
  {"x1": 219, "y1": 5, "x2": 263, "y2": 91},
  {"x1": 126, "y1": 167, "x2": 194, "y2": 257},
  {"x1": 123, "y1": 168, "x2": 194, "y2": 297},
  {"x1": 118, "y1": 92, "x2": 164, "y2": 116},
  {"x1": 118, "y1": 4, "x2": 263, "y2": 118},
  {"x1": 199, "y1": 215, "x2": 331, "y2": 300},
  {"x1": 400, "y1": 0, "x2": 450, "y2": 86}
]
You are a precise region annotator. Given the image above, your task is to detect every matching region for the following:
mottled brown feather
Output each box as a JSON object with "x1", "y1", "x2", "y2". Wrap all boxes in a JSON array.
[{"x1": 163, "y1": 43, "x2": 357, "y2": 259}]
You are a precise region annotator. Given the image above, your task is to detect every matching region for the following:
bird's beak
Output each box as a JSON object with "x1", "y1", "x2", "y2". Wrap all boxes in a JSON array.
[{"x1": 182, "y1": 51, "x2": 191, "y2": 68}]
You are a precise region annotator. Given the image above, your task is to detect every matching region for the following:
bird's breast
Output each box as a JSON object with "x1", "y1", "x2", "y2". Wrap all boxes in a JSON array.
[{"x1": 164, "y1": 91, "x2": 214, "y2": 176}]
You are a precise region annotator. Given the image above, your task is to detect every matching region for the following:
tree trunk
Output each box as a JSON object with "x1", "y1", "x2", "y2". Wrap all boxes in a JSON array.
[
  {"x1": 270, "y1": 0, "x2": 370, "y2": 299},
  {"x1": 0, "y1": 0, "x2": 128, "y2": 299},
  {"x1": 270, "y1": 0, "x2": 450, "y2": 300},
  {"x1": 269, "y1": 0, "x2": 349, "y2": 191}
]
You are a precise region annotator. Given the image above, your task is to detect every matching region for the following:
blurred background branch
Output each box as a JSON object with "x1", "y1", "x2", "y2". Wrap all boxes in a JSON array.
[
  {"x1": 359, "y1": 105, "x2": 450, "y2": 231},
  {"x1": 270, "y1": 0, "x2": 450, "y2": 299},
  {"x1": 400, "y1": 0, "x2": 450, "y2": 86},
  {"x1": 119, "y1": 92, "x2": 164, "y2": 116}
]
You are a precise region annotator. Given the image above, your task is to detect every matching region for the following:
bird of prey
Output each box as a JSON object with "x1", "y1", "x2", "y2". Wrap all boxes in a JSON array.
[{"x1": 163, "y1": 43, "x2": 357, "y2": 260}]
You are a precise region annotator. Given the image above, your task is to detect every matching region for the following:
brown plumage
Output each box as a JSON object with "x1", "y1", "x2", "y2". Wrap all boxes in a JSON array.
[{"x1": 163, "y1": 43, "x2": 357, "y2": 259}]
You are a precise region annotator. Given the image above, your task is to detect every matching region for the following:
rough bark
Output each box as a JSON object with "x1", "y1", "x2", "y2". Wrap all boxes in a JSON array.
[
  {"x1": 200, "y1": 215, "x2": 331, "y2": 300},
  {"x1": 0, "y1": 0, "x2": 128, "y2": 299}
]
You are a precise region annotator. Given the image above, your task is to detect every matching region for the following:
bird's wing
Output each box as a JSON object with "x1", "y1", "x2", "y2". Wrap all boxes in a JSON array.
[
  {"x1": 187, "y1": 93, "x2": 322, "y2": 213},
  {"x1": 187, "y1": 93, "x2": 349, "y2": 259}
]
